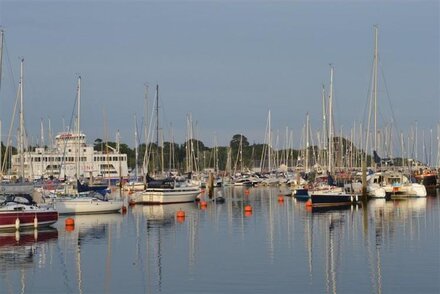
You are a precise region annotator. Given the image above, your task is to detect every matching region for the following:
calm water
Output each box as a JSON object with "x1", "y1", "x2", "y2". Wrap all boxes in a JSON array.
[{"x1": 0, "y1": 187, "x2": 439, "y2": 294}]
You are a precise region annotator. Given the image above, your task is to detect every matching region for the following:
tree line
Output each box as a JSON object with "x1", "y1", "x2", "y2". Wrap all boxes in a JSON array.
[{"x1": 93, "y1": 134, "x2": 375, "y2": 173}]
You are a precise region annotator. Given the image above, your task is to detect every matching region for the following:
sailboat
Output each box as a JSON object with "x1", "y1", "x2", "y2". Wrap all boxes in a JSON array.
[
  {"x1": 364, "y1": 26, "x2": 426, "y2": 198},
  {"x1": 309, "y1": 66, "x2": 360, "y2": 207},
  {"x1": 46, "y1": 77, "x2": 123, "y2": 214},
  {"x1": 0, "y1": 53, "x2": 34, "y2": 194}
]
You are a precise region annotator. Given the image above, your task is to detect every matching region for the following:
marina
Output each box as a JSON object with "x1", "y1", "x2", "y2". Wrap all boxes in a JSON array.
[
  {"x1": 0, "y1": 187, "x2": 438, "y2": 293},
  {"x1": 0, "y1": 1, "x2": 438, "y2": 293}
]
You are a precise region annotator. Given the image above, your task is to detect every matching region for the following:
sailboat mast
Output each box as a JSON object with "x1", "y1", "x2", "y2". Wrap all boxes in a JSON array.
[
  {"x1": 305, "y1": 112, "x2": 310, "y2": 173},
  {"x1": 19, "y1": 58, "x2": 24, "y2": 180},
  {"x1": 0, "y1": 30, "x2": 3, "y2": 175},
  {"x1": 76, "y1": 76, "x2": 81, "y2": 178},
  {"x1": 373, "y1": 25, "x2": 379, "y2": 154},
  {"x1": 156, "y1": 84, "x2": 159, "y2": 147},
  {"x1": 328, "y1": 65, "x2": 334, "y2": 174},
  {"x1": 0, "y1": 30, "x2": 3, "y2": 92},
  {"x1": 134, "y1": 114, "x2": 138, "y2": 180},
  {"x1": 155, "y1": 84, "x2": 159, "y2": 173},
  {"x1": 268, "y1": 110, "x2": 271, "y2": 172},
  {"x1": 321, "y1": 84, "x2": 327, "y2": 169}
]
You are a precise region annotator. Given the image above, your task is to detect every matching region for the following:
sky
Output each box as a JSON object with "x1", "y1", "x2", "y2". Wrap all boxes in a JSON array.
[{"x1": 0, "y1": 0, "x2": 438, "y2": 151}]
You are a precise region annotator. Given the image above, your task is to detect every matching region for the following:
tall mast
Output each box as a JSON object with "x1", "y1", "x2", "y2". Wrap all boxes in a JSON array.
[
  {"x1": 40, "y1": 118, "x2": 44, "y2": 147},
  {"x1": 268, "y1": 110, "x2": 271, "y2": 172},
  {"x1": 321, "y1": 84, "x2": 327, "y2": 168},
  {"x1": 155, "y1": 84, "x2": 159, "y2": 173},
  {"x1": 0, "y1": 31, "x2": 3, "y2": 175},
  {"x1": 76, "y1": 76, "x2": 81, "y2": 178},
  {"x1": 134, "y1": 114, "x2": 138, "y2": 180},
  {"x1": 143, "y1": 84, "x2": 148, "y2": 176},
  {"x1": 305, "y1": 112, "x2": 310, "y2": 173},
  {"x1": 0, "y1": 30, "x2": 4, "y2": 92},
  {"x1": 373, "y1": 25, "x2": 379, "y2": 153},
  {"x1": 19, "y1": 58, "x2": 24, "y2": 180},
  {"x1": 156, "y1": 84, "x2": 159, "y2": 147},
  {"x1": 328, "y1": 65, "x2": 334, "y2": 174}
]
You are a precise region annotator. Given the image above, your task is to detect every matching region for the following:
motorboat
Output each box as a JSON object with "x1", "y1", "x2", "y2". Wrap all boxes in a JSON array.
[
  {"x1": 130, "y1": 175, "x2": 201, "y2": 204},
  {"x1": 0, "y1": 194, "x2": 58, "y2": 230},
  {"x1": 46, "y1": 191, "x2": 123, "y2": 215}
]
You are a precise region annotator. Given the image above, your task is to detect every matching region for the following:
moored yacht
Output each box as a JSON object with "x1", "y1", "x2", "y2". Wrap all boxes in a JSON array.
[
  {"x1": 369, "y1": 171, "x2": 427, "y2": 197},
  {"x1": 0, "y1": 194, "x2": 58, "y2": 230},
  {"x1": 130, "y1": 175, "x2": 201, "y2": 204}
]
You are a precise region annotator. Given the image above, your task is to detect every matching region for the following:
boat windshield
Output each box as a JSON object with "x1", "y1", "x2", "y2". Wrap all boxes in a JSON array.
[
  {"x1": 87, "y1": 191, "x2": 108, "y2": 201},
  {"x1": 0, "y1": 194, "x2": 35, "y2": 205}
]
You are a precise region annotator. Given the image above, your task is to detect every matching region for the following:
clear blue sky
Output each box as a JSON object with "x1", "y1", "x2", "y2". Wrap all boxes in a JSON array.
[{"x1": 0, "y1": 0, "x2": 438, "y2": 150}]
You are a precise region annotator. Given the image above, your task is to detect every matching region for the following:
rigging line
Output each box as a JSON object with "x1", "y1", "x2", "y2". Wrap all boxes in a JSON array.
[
  {"x1": 55, "y1": 83, "x2": 79, "y2": 182},
  {"x1": 361, "y1": 57, "x2": 376, "y2": 134},
  {"x1": 1, "y1": 75, "x2": 19, "y2": 173},
  {"x1": 143, "y1": 93, "x2": 156, "y2": 174},
  {"x1": 379, "y1": 59, "x2": 401, "y2": 136},
  {"x1": 4, "y1": 36, "x2": 17, "y2": 95}
]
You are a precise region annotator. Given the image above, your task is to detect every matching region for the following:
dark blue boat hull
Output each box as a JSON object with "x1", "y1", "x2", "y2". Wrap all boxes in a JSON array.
[
  {"x1": 311, "y1": 193, "x2": 360, "y2": 207},
  {"x1": 293, "y1": 188, "x2": 310, "y2": 201}
]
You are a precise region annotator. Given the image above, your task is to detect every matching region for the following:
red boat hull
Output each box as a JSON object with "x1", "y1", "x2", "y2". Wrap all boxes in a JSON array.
[{"x1": 0, "y1": 211, "x2": 58, "y2": 230}]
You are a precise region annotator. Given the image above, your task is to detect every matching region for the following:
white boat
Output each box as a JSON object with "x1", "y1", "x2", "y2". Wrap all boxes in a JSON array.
[
  {"x1": 0, "y1": 194, "x2": 58, "y2": 230},
  {"x1": 130, "y1": 176, "x2": 200, "y2": 204},
  {"x1": 346, "y1": 174, "x2": 386, "y2": 198},
  {"x1": 122, "y1": 181, "x2": 145, "y2": 192},
  {"x1": 232, "y1": 178, "x2": 253, "y2": 187},
  {"x1": 369, "y1": 171, "x2": 427, "y2": 197},
  {"x1": 47, "y1": 191, "x2": 123, "y2": 215}
]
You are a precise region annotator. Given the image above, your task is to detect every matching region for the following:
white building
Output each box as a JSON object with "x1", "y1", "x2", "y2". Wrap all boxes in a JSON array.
[{"x1": 11, "y1": 132, "x2": 128, "y2": 181}]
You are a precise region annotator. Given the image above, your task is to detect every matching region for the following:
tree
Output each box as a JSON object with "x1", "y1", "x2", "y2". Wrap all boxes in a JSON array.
[
  {"x1": 94, "y1": 138, "x2": 103, "y2": 151},
  {"x1": 230, "y1": 134, "x2": 249, "y2": 149}
]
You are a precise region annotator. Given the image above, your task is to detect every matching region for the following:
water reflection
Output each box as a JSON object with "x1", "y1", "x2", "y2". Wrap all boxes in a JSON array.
[
  {"x1": 130, "y1": 203, "x2": 200, "y2": 292},
  {"x1": 0, "y1": 188, "x2": 437, "y2": 293},
  {"x1": 0, "y1": 228, "x2": 58, "y2": 272},
  {"x1": 56, "y1": 213, "x2": 123, "y2": 294},
  {"x1": 0, "y1": 228, "x2": 58, "y2": 294}
]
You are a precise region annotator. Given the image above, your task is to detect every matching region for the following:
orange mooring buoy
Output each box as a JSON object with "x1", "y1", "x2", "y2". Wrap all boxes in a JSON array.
[
  {"x1": 244, "y1": 189, "x2": 250, "y2": 196},
  {"x1": 200, "y1": 201, "x2": 208, "y2": 209},
  {"x1": 244, "y1": 205, "x2": 253, "y2": 212},
  {"x1": 305, "y1": 200, "x2": 312, "y2": 207},
  {"x1": 278, "y1": 195, "x2": 284, "y2": 202},
  {"x1": 176, "y1": 210, "x2": 186, "y2": 218},
  {"x1": 65, "y1": 218, "x2": 75, "y2": 228}
]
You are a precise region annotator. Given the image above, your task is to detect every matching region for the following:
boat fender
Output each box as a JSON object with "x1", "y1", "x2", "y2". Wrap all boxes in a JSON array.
[
  {"x1": 350, "y1": 196, "x2": 353, "y2": 202},
  {"x1": 34, "y1": 216, "x2": 38, "y2": 228},
  {"x1": 355, "y1": 195, "x2": 359, "y2": 202},
  {"x1": 15, "y1": 218, "x2": 20, "y2": 230}
]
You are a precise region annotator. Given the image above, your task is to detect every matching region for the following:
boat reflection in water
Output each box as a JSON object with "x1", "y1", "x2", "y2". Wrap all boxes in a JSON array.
[
  {"x1": 299, "y1": 193, "x2": 432, "y2": 293},
  {"x1": 55, "y1": 212, "x2": 124, "y2": 294},
  {"x1": 130, "y1": 202, "x2": 200, "y2": 292},
  {"x1": 131, "y1": 202, "x2": 199, "y2": 225},
  {"x1": 0, "y1": 228, "x2": 58, "y2": 275}
]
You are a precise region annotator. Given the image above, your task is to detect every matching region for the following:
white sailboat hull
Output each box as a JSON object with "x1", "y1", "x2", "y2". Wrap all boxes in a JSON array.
[
  {"x1": 53, "y1": 198, "x2": 123, "y2": 214},
  {"x1": 384, "y1": 183, "x2": 427, "y2": 197},
  {"x1": 132, "y1": 187, "x2": 200, "y2": 204}
]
